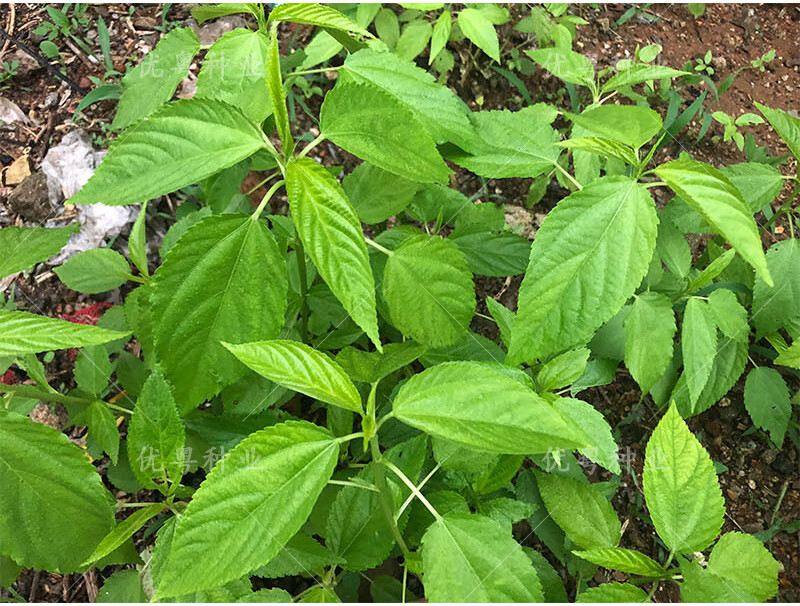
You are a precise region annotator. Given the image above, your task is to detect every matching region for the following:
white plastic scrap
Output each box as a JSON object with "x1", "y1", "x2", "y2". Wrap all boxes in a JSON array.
[{"x1": 41, "y1": 130, "x2": 138, "y2": 264}]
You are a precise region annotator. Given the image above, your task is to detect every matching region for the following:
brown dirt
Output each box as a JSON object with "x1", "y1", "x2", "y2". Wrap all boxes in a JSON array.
[{"x1": 0, "y1": 3, "x2": 798, "y2": 603}]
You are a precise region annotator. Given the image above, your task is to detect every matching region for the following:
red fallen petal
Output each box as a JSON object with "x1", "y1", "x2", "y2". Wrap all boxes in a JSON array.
[{"x1": 0, "y1": 369, "x2": 16, "y2": 385}]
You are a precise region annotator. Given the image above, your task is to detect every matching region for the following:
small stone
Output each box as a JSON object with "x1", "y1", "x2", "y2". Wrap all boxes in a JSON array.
[
  {"x1": 726, "y1": 488, "x2": 739, "y2": 500},
  {"x1": 748, "y1": 479, "x2": 757, "y2": 490}
]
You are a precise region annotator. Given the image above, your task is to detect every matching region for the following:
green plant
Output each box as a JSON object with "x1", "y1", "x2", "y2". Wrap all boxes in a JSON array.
[
  {"x1": 1, "y1": 3, "x2": 797, "y2": 603},
  {"x1": 0, "y1": 59, "x2": 18, "y2": 87}
]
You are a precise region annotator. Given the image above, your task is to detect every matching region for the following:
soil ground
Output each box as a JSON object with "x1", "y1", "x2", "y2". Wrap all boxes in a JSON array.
[{"x1": 0, "y1": 3, "x2": 797, "y2": 602}]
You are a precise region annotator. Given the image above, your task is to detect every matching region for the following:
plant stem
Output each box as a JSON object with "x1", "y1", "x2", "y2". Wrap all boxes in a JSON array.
[
  {"x1": 245, "y1": 171, "x2": 280, "y2": 196},
  {"x1": 365, "y1": 237, "x2": 393, "y2": 256},
  {"x1": 298, "y1": 133, "x2": 327, "y2": 159},
  {"x1": 116, "y1": 501, "x2": 162, "y2": 508},
  {"x1": 327, "y1": 479, "x2": 379, "y2": 492},
  {"x1": 763, "y1": 180, "x2": 799, "y2": 230},
  {"x1": 554, "y1": 162, "x2": 583, "y2": 190},
  {"x1": 336, "y1": 431, "x2": 365, "y2": 444},
  {"x1": 644, "y1": 181, "x2": 668, "y2": 189},
  {"x1": 251, "y1": 179, "x2": 285, "y2": 218},
  {"x1": 370, "y1": 437, "x2": 413, "y2": 561},
  {"x1": 0, "y1": 383, "x2": 90, "y2": 407},
  {"x1": 106, "y1": 401, "x2": 134, "y2": 415},
  {"x1": 295, "y1": 239, "x2": 310, "y2": 341},
  {"x1": 288, "y1": 65, "x2": 343, "y2": 78}
]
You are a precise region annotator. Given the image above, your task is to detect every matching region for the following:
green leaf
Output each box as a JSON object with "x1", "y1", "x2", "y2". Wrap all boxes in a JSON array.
[
  {"x1": 557, "y1": 397, "x2": 620, "y2": 474},
  {"x1": 255, "y1": 532, "x2": 343, "y2": 578},
  {"x1": 0, "y1": 310, "x2": 130, "y2": 356},
  {"x1": 537, "y1": 473, "x2": 621, "y2": 549},
  {"x1": 155, "y1": 421, "x2": 339, "y2": 599},
  {"x1": 286, "y1": 158, "x2": 380, "y2": 348},
  {"x1": 86, "y1": 401, "x2": 120, "y2": 464},
  {"x1": 266, "y1": 25, "x2": 292, "y2": 155},
  {"x1": 268, "y1": 3, "x2": 370, "y2": 36},
  {"x1": 775, "y1": 339, "x2": 800, "y2": 369},
  {"x1": 196, "y1": 29, "x2": 272, "y2": 123},
  {"x1": 0, "y1": 555, "x2": 21, "y2": 589},
  {"x1": 151, "y1": 215, "x2": 287, "y2": 410},
  {"x1": 682, "y1": 298, "x2": 717, "y2": 407},
  {"x1": 655, "y1": 217, "x2": 691, "y2": 279},
  {"x1": 457, "y1": 8, "x2": 500, "y2": 62},
  {"x1": 429, "y1": 10, "x2": 451, "y2": 63},
  {"x1": 452, "y1": 231, "x2": 531, "y2": 276},
  {"x1": 128, "y1": 201, "x2": 149, "y2": 277},
  {"x1": 393, "y1": 361, "x2": 590, "y2": 454},
  {"x1": 0, "y1": 225, "x2": 76, "y2": 279},
  {"x1": 396, "y1": 19, "x2": 432, "y2": 60},
  {"x1": 74, "y1": 344, "x2": 112, "y2": 396},
  {"x1": 755, "y1": 101, "x2": 800, "y2": 160},
  {"x1": 82, "y1": 503, "x2": 164, "y2": 568},
  {"x1": 744, "y1": 366, "x2": 790, "y2": 448},
  {"x1": 524, "y1": 548, "x2": 568, "y2": 602},
  {"x1": 127, "y1": 371, "x2": 186, "y2": 488},
  {"x1": 573, "y1": 547, "x2": 666, "y2": 576},
  {"x1": 382, "y1": 234, "x2": 475, "y2": 348},
  {"x1": 752, "y1": 239, "x2": 800, "y2": 337},
  {"x1": 680, "y1": 532, "x2": 780, "y2": 603},
  {"x1": 342, "y1": 161, "x2": 419, "y2": 224},
  {"x1": 537, "y1": 348, "x2": 590, "y2": 391},
  {"x1": 223, "y1": 340, "x2": 362, "y2": 413},
  {"x1": 576, "y1": 583, "x2": 649, "y2": 603},
  {"x1": 600, "y1": 64, "x2": 688, "y2": 94},
  {"x1": 654, "y1": 159, "x2": 771, "y2": 285},
  {"x1": 0, "y1": 411, "x2": 114, "y2": 572},
  {"x1": 55, "y1": 248, "x2": 131, "y2": 293},
  {"x1": 509, "y1": 177, "x2": 657, "y2": 364},
  {"x1": 74, "y1": 99, "x2": 266, "y2": 206},
  {"x1": 561, "y1": 136, "x2": 639, "y2": 166},
  {"x1": 335, "y1": 341, "x2": 427, "y2": 383},
  {"x1": 526, "y1": 47, "x2": 595, "y2": 88},
  {"x1": 97, "y1": 569, "x2": 147, "y2": 603},
  {"x1": 341, "y1": 48, "x2": 474, "y2": 149},
  {"x1": 112, "y1": 27, "x2": 200, "y2": 130},
  {"x1": 719, "y1": 162, "x2": 784, "y2": 213},
  {"x1": 447, "y1": 104, "x2": 561, "y2": 178},
  {"x1": 320, "y1": 82, "x2": 451, "y2": 183},
  {"x1": 707, "y1": 288, "x2": 747, "y2": 339},
  {"x1": 191, "y1": 4, "x2": 261, "y2": 25},
  {"x1": 642, "y1": 404, "x2": 725, "y2": 554},
  {"x1": 421, "y1": 513, "x2": 544, "y2": 602},
  {"x1": 685, "y1": 248, "x2": 736, "y2": 294},
  {"x1": 567, "y1": 105, "x2": 662, "y2": 149},
  {"x1": 624, "y1": 292, "x2": 676, "y2": 395}
]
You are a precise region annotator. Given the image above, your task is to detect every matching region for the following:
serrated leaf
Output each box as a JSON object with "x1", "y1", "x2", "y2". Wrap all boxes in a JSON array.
[
  {"x1": 526, "y1": 47, "x2": 595, "y2": 88},
  {"x1": 0, "y1": 310, "x2": 130, "y2": 356},
  {"x1": 335, "y1": 341, "x2": 426, "y2": 384},
  {"x1": 719, "y1": 162, "x2": 784, "y2": 213},
  {"x1": 74, "y1": 99, "x2": 266, "y2": 206},
  {"x1": 752, "y1": 239, "x2": 800, "y2": 337},
  {"x1": 447, "y1": 104, "x2": 560, "y2": 178},
  {"x1": 537, "y1": 348, "x2": 590, "y2": 391},
  {"x1": 744, "y1": 366, "x2": 790, "y2": 448},
  {"x1": 568, "y1": 105, "x2": 662, "y2": 149},
  {"x1": 82, "y1": 503, "x2": 164, "y2": 568},
  {"x1": 458, "y1": 8, "x2": 500, "y2": 62},
  {"x1": 643, "y1": 404, "x2": 725, "y2": 554},
  {"x1": 342, "y1": 161, "x2": 419, "y2": 224},
  {"x1": 573, "y1": 547, "x2": 666, "y2": 576},
  {"x1": 128, "y1": 201, "x2": 149, "y2": 276},
  {"x1": 383, "y1": 234, "x2": 475, "y2": 348},
  {"x1": 755, "y1": 101, "x2": 800, "y2": 160},
  {"x1": 775, "y1": 339, "x2": 800, "y2": 369},
  {"x1": 266, "y1": 25, "x2": 292, "y2": 155},
  {"x1": 624, "y1": 292, "x2": 676, "y2": 395},
  {"x1": 601, "y1": 64, "x2": 688, "y2": 94},
  {"x1": 524, "y1": 548, "x2": 568, "y2": 602},
  {"x1": 561, "y1": 136, "x2": 639, "y2": 166},
  {"x1": 151, "y1": 215, "x2": 287, "y2": 410},
  {"x1": 255, "y1": 532, "x2": 343, "y2": 578},
  {"x1": 682, "y1": 297, "x2": 717, "y2": 406},
  {"x1": 452, "y1": 231, "x2": 531, "y2": 276},
  {"x1": 396, "y1": 19, "x2": 432, "y2": 60},
  {"x1": 509, "y1": 177, "x2": 657, "y2": 364},
  {"x1": 0, "y1": 411, "x2": 114, "y2": 572},
  {"x1": 97, "y1": 569, "x2": 147, "y2": 603},
  {"x1": 112, "y1": 27, "x2": 200, "y2": 130},
  {"x1": 537, "y1": 473, "x2": 621, "y2": 549},
  {"x1": 557, "y1": 397, "x2": 620, "y2": 474},
  {"x1": 155, "y1": 421, "x2": 339, "y2": 599},
  {"x1": 223, "y1": 340, "x2": 362, "y2": 413},
  {"x1": 393, "y1": 361, "x2": 590, "y2": 454},
  {"x1": 576, "y1": 583, "x2": 649, "y2": 603},
  {"x1": 707, "y1": 288, "x2": 747, "y2": 339},
  {"x1": 429, "y1": 11, "x2": 451, "y2": 63},
  {"x1": 0, "y1": 225, "x2": 76, "y2": 279},
  {"x1": 196, "y1": 29, "x2": 272, "y2": 123},
  {"x1": 55, "y1": 248, "x2": 131, "y2": 293},
  {"x1": 191, "y1": 4, "x2": 260, "y2": 25},
  {"x1": 268, "y1": 3, "x2": 370, "y2": 36},
  {"x1": 128, "y1": 371, "x2": 186, "y2": 488},
  {"x1": 421, "y1": 513, "x2": 543, "y2": 602},
  {"x1": 86, "y1": 401, "x2": 120, "y2": 464},
  {"x1": 654, "y1": 159, "x2": 771, "y2": 284},
  {"x1": 74, "y1": 344, "x2": 112, "y2": 396},
  {"x1": 320, "y1": 82, "x2": 451, "y2": 183},
  {"x1": 286, "y1": 158, "x2": 380, "y2": 348}
]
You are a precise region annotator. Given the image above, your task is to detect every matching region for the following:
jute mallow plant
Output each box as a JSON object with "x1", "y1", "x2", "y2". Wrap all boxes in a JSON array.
[{"x1": 1, "y1": 3, "x2": 796, "y2": 602}]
